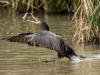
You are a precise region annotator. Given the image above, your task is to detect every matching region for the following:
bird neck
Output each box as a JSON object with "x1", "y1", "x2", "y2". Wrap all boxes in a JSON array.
[{"x1": 40, "y1": 23, "x2": 49, "y2": 31}]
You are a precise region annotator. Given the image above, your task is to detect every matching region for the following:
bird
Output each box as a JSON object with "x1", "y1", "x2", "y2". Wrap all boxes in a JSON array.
[{"x1": 1, "y1": 13, "x2": 92, "y2": 62}]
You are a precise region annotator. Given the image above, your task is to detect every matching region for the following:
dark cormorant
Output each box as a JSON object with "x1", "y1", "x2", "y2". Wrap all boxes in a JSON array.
[{"x1": 1, "y1": 13, "x2": 89, "y2": 61}]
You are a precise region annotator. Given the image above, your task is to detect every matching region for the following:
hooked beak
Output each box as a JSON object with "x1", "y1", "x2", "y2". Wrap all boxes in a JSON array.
[
  {"x1": 27, "y1": 20, "x2": 39, "y2": 25},
  {"x1": 23, "y1": 13, "x2": 40, "y2": 25}
]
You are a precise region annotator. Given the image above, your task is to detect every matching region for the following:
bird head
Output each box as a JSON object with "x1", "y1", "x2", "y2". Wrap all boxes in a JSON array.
[{"x1": 23, "y1": 13, "x2": 49, "y2": 31}]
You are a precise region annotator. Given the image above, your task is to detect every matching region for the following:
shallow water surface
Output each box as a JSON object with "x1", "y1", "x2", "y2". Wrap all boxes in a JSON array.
[{"x1": 0, "y1": 12, "x2": 100, "y2": 75}]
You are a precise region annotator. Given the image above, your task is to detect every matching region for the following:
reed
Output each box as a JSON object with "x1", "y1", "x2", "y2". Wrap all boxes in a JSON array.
[
  {"x1": 72, "y1": 0, "x2": 100, "y2": 45},
  {"x1": 0, "y1": 0, "x2": 75, "y2": 13},
  {"x1": 44, "y1": 0, "x2": 69, "y2": 13}
]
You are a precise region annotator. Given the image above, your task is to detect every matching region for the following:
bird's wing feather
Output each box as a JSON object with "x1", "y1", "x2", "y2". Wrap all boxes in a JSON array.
[
  {"x1": 1, "y1": 33, "x2": 35, "y2": 43},
  {"x1": 28, "y1": 31, "x2": 62, "y2": 51},
  {"x1": 1, "y1": 31, "x2": 63, "y2": 52}
]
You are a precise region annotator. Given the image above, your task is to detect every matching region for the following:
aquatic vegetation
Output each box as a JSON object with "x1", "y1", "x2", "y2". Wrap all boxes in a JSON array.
[
  {"x1": 44, "y1": 0, "x2": 73, "y2": 13},
  {"x1": 0, "y1": 0, "x2": 74, "y2": 13},
  {"x1": 72, "y1": 0, "x2": 100, "y2": 45}
]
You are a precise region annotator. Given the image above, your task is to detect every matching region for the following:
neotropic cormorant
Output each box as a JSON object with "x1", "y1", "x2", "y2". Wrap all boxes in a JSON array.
[{"x1": 1, "y1": 13, "x2": 93, "y2": 61}]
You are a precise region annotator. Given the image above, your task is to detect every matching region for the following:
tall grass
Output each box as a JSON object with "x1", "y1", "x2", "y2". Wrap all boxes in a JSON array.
[
  {"x1": 0, "y1": 0, "x2": 43, "y2": 13},
  {"x1": 44, "y1": 0, "x2": 73, "y2": 13},
  {"x1": 72, "y1": 0, "x2": 100, "y2": 45},
  {"x1": 0, "y1": 0, "x2": 74, "y2": 13}
]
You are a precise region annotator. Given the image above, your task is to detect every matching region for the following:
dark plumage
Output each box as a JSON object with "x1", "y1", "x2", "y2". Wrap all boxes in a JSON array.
[{"x1": 1, "y1": 13, "x2": 89, "y2": 61}]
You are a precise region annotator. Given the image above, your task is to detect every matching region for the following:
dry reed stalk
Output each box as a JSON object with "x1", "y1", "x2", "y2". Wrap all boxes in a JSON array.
[
  {"x1": 0, "y1": 1, "x2": 10, "y2": 7},
  {"x1": 15, "y1": 0, "x2": 19, "y2": 11},
  {"x1": 72, "y1": 0, "x2": 100, "y2": 45},
  {"x1": 27, "y1": 0, "x2": 30, "y2": 11},
  {"x1": 38, "y1": 0, "x2": 45, "y2": 8}
]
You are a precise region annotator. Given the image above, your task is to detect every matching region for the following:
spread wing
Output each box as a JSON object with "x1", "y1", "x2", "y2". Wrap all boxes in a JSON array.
[{"x1": 1, "y1": 31, "x2": 63, "y2": 52}]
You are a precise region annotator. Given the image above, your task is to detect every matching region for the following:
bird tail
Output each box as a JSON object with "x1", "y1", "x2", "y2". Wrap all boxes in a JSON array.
[
  {"x1": 64, "y1": 44, "x2": 96, "y2": 60},
  {"x1": 69, "y1": 54, "x2": 97, "y2": 61},
  {"x1": 77, "y1": 54, "x2": 96, "y2": 59}
]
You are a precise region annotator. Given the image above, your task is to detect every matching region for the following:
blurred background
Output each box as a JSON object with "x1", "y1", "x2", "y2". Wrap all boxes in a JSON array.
[{"x1": 0, "y1": 0, "x2": 100, "y2": 75}]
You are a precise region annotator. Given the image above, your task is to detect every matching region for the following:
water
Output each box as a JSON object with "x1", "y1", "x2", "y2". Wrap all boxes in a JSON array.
[{"x1": 0, "y1": 11, "x2": 100, "y2": 75}]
